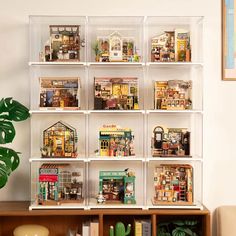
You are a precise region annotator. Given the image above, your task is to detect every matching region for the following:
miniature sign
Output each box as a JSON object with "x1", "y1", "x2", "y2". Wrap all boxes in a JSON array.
[
  {"x1": 38, "y1": 163, "x2": 83, "y2": 206},
  {"x1": 98, "y1": 124, "x2": 135, "y2": 157}
]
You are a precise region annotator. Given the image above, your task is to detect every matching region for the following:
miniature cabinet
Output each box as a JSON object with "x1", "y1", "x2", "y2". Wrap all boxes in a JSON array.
[{"x1": 29, "y1": 16, "x2": 204, "y2": 210}]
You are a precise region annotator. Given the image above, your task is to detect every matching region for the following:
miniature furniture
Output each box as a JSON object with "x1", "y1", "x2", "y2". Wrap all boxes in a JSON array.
[{"x1": 13, "y1": 224, "x2": 49, "y2": 236}]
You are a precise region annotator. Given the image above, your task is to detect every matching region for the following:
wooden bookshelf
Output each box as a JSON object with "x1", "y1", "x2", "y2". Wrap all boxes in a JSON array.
[{"x1": 0, "y1": 201, "x2": 210, "y2": 236}]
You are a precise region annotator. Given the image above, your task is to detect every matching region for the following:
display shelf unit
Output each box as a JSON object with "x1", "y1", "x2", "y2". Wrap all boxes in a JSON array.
[
  {"x1": 28, "y1": 15, "x2": 205, "y2": 213},
  {"x1": 0, "y1": 202, "x2": 210, "y2": 236}
]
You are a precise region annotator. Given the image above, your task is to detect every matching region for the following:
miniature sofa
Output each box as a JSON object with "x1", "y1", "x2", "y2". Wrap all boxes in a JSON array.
[{"x1": 217, "y1": 206, "x2": 236, "y2": 235}]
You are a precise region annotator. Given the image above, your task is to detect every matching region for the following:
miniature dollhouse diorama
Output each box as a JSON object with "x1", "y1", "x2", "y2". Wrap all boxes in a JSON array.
[
  {"x1": 151, "y1": 126, "x2": 190, "y2": 157},
  {"x1": 39, "y1": 77, "x2": 80, "y2": 110},
  {"x1": 154, "y1": 80, "x2": 192, "y2": 110},
  {"x1": 98, "y1": 169, "x2": 136, "y2": 204},
  {"x1": 41, "y1": 121, "x2": 78, "y2": 158},
  {"x1": 94, "y1": 77, "x2": 139, "y2": 110},
  {"x1": 40, "y1": 25, "x2": 82, "y2": 62},
  {"x1": 94, "y1": 31, "x2": 140, "y2": 62},
  {"x1": 37, "y1": 163, "x2": 83, "y2": 206},
  {"x1": 153, "y1": 164, "x2": 193, "y2": 205},
  {"x1": 151, "y1": 29, "x2": 191, "y2": 62},
  {"x1": 97, "y1": 124, "x2": 135, "y2": 157}
]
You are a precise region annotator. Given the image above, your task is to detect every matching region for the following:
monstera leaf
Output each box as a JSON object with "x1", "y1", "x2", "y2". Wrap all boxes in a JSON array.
[
  {"x1": 0, "y1": 147, "x2": 20, "y2": 188},
  {"x1": 172, "y1": 220, "x2": 198, "y2": 236},
  {"x1": 0, "y1": 121, "x2": 15, "y2": 144},
  {"x1": 172, "y1": 227, "x2": 196, "y2": 236},
  {"x1": 0, "y1": 97, "x2": 29, "y2": 121},
  {"x1": 0, "y1": 98, "x2": 29, "y2": 189}
]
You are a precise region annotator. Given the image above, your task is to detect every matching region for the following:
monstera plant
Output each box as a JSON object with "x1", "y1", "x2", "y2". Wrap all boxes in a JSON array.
[
  {"x1": 0, "y1": 98, "x2": 30, "y2": 188},
  {"x1": 157, "y1": 220, "x2": 200, "y2": 236}
]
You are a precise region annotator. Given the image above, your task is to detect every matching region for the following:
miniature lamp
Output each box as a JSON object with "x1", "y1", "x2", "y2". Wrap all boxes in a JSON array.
[{"x1": 13, "y1": 224, "x2": 49, "y2": 236}]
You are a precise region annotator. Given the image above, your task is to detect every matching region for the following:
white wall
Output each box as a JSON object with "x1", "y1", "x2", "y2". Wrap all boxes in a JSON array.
[{"x1": 0, "y1": 0, "x2": 229, "y2": 234}]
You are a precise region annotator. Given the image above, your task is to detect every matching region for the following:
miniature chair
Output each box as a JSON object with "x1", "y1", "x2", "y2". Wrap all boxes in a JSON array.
[{"x1": 13, "y1": 224, "x2": 49, "y2": 236}]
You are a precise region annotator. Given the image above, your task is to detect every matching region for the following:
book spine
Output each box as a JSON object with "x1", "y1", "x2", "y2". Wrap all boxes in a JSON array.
[
  {"x1": 135, "y1": 221, "x2": 142, "y2": 236},
  {"x1": 90, "y1": 222, "x2": 99, "y2": 236},
  {"x1": 142, "y1": 221, "x2": 151, "y2": 236},
  {"x1": 82, "y1": 223, "x2": 90, "y2": 236}
]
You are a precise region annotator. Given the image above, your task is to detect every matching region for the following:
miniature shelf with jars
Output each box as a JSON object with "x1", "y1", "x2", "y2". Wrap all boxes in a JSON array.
[{"x1": 29, "y1": 15, "x2": 204, "y2": 211}]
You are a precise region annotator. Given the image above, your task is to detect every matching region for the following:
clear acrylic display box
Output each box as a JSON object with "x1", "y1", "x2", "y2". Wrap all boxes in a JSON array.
[
  {"x1": 145, "y1": 16, "x2": 204, "y2": 63},
  {"x1": 30, "y1": 65, "x2": 88, "y2": 111},
  {"x1": 88, "y1": 65, "x2": 145, "y2": 110},
  {"x1": 145, "y1": 65, "x2": 203, "y2": 111},
  {"x1": 30, "y1": 113, "x2": 86, "y2": 159},
  {"x1": 30, "y1": 160, "x2": 86, "y2": 209},
  {"x1": 146, "y1": 112, "x2": 203, "y2": 159},
  {"x1": 88, "y1": 160, "x2": 145, "y2": 208},
  {"x1": 88, "y1": 112, "x2": 145, "y2": 159},
  {"x1": 146, "y1": 159, "x2": 202, "y2": 209},
  {"x1": 29, "y1": 16, "x2": 87, "y2": 63},
  {"x1": 87, "y1": 16, "x2": 144, "y2": 63}
]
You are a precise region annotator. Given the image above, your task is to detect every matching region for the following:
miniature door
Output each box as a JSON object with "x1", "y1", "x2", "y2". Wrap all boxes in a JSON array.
[{"x1": 109, "y1": 31, "x2": 123, "y2": 61}]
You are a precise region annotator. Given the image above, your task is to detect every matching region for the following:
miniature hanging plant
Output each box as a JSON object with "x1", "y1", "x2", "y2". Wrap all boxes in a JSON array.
[{"x1": 0, "y1": 98, "x2": 30, "y2": 188}]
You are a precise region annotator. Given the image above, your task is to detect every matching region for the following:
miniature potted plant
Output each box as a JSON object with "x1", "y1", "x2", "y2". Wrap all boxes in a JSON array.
[
  {"x1": 0, "y1": 98, "x2": 30, "y2": 188},
  {"x1": 92, "y1": 40, "x2": 101, "y2": 62}
]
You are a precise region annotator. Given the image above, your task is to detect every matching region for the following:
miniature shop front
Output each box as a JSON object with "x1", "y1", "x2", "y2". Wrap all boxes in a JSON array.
[
  {"x1": 97, "y1": 124, "x2": 135, "y2": 157},
  {"x1": 97, "y1": 169, "x2": 136, "y2": 205},
  {"x1": 36, "y1": 163, "x2": 84, "y2": 206}
]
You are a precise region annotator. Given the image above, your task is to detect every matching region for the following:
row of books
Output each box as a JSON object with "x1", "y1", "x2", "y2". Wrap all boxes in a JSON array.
[
  {"x1": 81, "y1": 221, "x2": 99, "y2": 236},
  {"x1": 135, "y1": 220, "x2": 152, "y2": 236}
]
